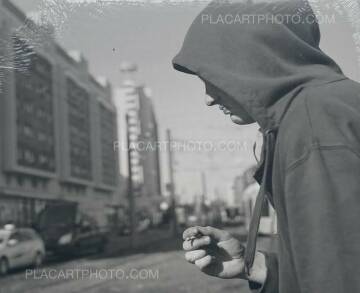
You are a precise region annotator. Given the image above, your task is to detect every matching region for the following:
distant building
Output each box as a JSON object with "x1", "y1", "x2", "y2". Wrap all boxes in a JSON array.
[
  {"x1": 0, "y1": 0, "x2": 122, "y2": 226},
  {"x1": 232, "y1": 176, "x2": 246, "y2": 207},
  {"x1": 232, "y1": 165, "x2": 257, "y2": 206},
  {"x1": 116, "y1": 83, "x2": 162, "y2": 224},
  {"x1": 137, "y1": 87, "x2": 162, "y2": 198}
]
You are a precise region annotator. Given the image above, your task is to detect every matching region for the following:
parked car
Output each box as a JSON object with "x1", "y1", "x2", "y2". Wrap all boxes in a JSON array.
[
  {"x1": 136, "y1": 218, "x2": 151, "y2": 232},
  {"x1": 57, "y1": 215, "x2": 108, "y2": 255},
  {"x1": 0, "y1": 225, "x2": 45, "y2": 275},
  {"x1": 34, "y1": 202, "x2": 108, "y2": 256}
]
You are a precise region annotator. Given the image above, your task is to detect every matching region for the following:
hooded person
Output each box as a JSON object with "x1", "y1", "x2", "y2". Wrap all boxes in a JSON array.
[{"x1": 175, "y1": 0, "x2": 360, "y2": 292}]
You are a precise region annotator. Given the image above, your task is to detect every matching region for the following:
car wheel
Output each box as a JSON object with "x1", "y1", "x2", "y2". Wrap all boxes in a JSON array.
[
  {"x1": 33, "y1": 252, "x2": 43, "y2": 268},
  {"x1": 0, "y1": 257, "x2": 9, "y2": 276}
]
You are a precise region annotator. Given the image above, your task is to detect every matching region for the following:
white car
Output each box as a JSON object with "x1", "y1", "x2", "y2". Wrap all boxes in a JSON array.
[{"x1": 0, "y1": 226, "x2": 45, "y2": 275}]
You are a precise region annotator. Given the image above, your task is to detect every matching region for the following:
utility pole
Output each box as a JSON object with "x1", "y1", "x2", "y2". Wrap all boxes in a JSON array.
[
  {"x1": 166, "y1": 129, "x2": 177, "y2": 236},
  {"x1": 126, "y1": 114, "x2": 136, "y2": 248},
  {"x1": 201, "y1": 171, "x2": 207, "y2": 206},
  {"x1": 200, "y1": 171, "x2": 208, "y2": 226}
]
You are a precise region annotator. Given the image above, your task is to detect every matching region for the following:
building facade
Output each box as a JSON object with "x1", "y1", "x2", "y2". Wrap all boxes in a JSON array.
[
  {"x1": 137, "y1": 87, "x2": 162, "y2": 199},
  {"x1": 0, "y1": 0, "x2": 122, "y2": 227},
  {"x1": 117, "y1": 83, "x2": 162, "y2": 224}
]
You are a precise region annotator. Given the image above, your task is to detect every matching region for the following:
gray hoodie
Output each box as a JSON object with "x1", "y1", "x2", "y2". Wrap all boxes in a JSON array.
[{"x1": 173, "y1": 1, "x2": 360, "y2": 292}]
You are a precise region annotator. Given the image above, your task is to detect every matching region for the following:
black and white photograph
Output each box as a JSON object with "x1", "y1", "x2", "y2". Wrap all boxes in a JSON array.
[{"x1": 0, "y1": 0, "x2": 360, "y2": 292}]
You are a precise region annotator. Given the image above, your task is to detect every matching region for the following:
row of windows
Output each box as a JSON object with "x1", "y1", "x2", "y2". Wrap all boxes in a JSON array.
[
  {"x1": 17, "y1": 147, "x2": 56, "y2": 171},
  {"x1": 100, "y1": 105, "x2": 117, "y2": 186},
  {"x1": 12, "y1": 37, "x2": 117, "y2": 186},
  {"x1": 67, "y1": 78, "x2": 92, "y2": 181},
  {"x1": 14, "y1": 37, "x2": 55, "y2": 173}
]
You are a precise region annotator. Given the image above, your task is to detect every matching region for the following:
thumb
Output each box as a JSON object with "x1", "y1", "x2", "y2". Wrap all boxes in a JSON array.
[{"x1": 183, "y1": 226, "x2": 231, "y2": 242}]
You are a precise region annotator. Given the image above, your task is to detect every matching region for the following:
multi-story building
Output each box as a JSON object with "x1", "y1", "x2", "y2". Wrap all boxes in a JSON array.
[
  {"x1": 0, "y1": 0, "x2": 122, "y2": 227},
  {"x1": 116, "y1": 82, "x2": 162, "y2": 224},
  {"x1": 137, "y1": 87, "x2": 162, "y2": 199}
]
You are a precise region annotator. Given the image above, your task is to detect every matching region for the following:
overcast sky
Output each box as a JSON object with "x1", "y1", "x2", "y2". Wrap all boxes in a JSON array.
[{"x1": 13, "y1": 0, "x2": 360, "y2": 204}]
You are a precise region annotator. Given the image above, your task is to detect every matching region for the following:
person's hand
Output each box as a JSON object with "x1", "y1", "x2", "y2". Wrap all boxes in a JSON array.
[{"x1": 182, "y1": 226, "x2": 267, "y2": 284}]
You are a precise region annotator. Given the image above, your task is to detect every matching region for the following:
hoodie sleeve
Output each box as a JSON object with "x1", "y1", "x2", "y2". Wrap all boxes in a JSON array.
[{"x1": 284, "y1": 145, "x2": 360, "y2": 292}]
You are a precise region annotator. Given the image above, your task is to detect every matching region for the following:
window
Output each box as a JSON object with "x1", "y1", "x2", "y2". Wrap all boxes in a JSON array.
[
  {"x1": 14, "y1": 37, "x2": 55, "y2": 172},
  {"x1": 20, "y1": 229, "x2": 37, "y2": 241}
]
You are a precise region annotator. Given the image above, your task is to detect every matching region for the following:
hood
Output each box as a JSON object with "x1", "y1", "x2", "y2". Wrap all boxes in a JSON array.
[{"x1": 173, "y1": 0, "x2": 345, "y2": 130}]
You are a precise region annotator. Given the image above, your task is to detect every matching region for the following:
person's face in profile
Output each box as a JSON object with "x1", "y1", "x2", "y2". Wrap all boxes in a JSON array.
[{"x1": 203, "y1": 82, "x2": 254, "y2": 125}]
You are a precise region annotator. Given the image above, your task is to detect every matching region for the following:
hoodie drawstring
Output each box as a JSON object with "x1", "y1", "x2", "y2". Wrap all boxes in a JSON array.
[{"x1": 244, "y1": 128, "x2": 277, "y2": 276}]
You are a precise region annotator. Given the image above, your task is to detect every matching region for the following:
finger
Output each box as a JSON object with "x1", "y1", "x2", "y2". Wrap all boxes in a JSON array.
[
  {"x1": 183, "y1": 236, "x2": 211, "y2": 251},
  {"x1": 183, "y1": 226, "x2": 200, "y2": 240},
  {"x1": 196, "y1": 226, "x2": 231, "y2": 242},
  {"x1": 195, "y1": 255, "x2": 215, "y2": 270},
  {"x1": 218, "y1": 238, "x2": 245, "y2": 258},
  {"x1": 185, "y1": 250, "x2": 207, "y2": 263}
]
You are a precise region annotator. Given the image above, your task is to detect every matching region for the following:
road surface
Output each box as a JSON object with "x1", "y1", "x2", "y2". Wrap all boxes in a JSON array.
[{"x1": 0, "y1": 227, "x2": 276, "y2": 293}]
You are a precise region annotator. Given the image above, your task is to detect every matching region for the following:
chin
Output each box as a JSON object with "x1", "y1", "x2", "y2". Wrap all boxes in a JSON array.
[{"x1": 230, "y1": 114, "x2": 254, "y2": 125}]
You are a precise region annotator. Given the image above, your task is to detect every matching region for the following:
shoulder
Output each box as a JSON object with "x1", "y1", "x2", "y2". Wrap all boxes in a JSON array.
[
  {"x1": 277, "y1": 79, "x2": 360, "y2": 169},
  {"x1": 303, "y1": 79, "x2": 360, "y2": 145}
]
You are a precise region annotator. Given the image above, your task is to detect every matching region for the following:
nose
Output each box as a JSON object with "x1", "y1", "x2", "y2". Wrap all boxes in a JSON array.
[{"x1": 205, "y1": 95, "x2": 217, "y2": 106}]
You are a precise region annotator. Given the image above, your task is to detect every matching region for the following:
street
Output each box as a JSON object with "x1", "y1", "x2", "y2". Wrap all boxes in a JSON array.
[{"x1": 0, "y1": 227, "x2": 276, "y2": 293}]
